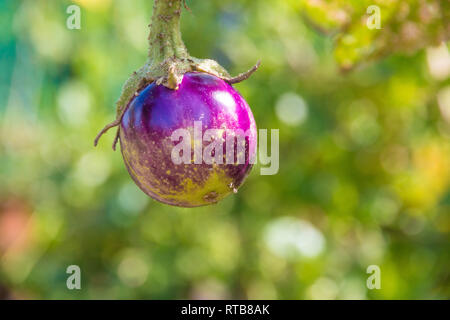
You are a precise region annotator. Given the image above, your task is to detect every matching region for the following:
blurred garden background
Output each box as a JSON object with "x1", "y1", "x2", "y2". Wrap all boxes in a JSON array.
[{"x1": 0, "y1": 0, "x2": 449, "y2": 299}]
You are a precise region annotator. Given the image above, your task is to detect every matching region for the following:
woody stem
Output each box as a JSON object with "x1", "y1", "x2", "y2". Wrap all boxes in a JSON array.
[{"x1": 148, "y1": 0, "x2": 189, "y2": 65}]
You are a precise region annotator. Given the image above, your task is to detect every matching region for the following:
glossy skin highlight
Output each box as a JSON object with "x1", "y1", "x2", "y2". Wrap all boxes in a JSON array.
[{"x1": 119, "y1": 72, "x2": 257, "y2": 207}]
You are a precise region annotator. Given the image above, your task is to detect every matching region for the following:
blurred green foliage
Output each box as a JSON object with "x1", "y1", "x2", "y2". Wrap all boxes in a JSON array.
[
  {"x1": 0, "y1": 0, "x2": 449, "y2": 299},
  {"x1": 301, "y1": 0, "x2": 449, "y2": 70}
]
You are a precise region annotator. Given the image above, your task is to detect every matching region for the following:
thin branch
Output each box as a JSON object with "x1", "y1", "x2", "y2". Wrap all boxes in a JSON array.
[
  {"x1": 225, "y1": 60, "x2": 261, "y2": 84},
  {"x1": 93, "y1": 119, "x2": 121, "y2": 147},
  {"x1": 112, "y1": 128, "x2": 120, "y2": 151},
  {"x1": 94, "y1": 104, "x2": 128, "y2": 149}
]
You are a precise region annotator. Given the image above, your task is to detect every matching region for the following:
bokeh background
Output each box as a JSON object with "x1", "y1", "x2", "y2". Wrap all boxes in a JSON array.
[{"x1": 0, "y1": 0, "x2": 449, "y2": 299}]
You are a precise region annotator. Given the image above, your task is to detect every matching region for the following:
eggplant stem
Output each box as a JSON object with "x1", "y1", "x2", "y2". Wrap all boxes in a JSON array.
[
  {"x1": 94, "y1": 120, "x2": 119, "y2": 147},
  {"x1": 225, "y1": 60, "x2": 261, "y2": 84},
  {"x1": 112, "y1": 128, "x2": 120, "y2": 151},
  {"x1": 183, "y1": 0, "x2": 191, "y2": 12},
  {"x1": 94, "y1": 105, "x2": 128, "y2": 149}
]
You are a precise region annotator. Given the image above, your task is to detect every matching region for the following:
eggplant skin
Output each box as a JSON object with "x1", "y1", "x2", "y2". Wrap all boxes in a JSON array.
[{"x1": 119, "y1": 72, "x2": 257, "y2": 207}]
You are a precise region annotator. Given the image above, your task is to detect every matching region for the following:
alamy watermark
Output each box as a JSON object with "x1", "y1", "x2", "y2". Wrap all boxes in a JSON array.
[
  {"x1": 366, "y1": 265, "x2": 381, "y2": 290},
  {"x1": 366, "y1": 5, "x2": 381, "y2": 30},
  {"x1": 66, "y1": 5, "x2": 81, "y2": 30},
  {"x1": 170, "y1": 121, "x2": 279, "y2": 175},
  {"x1": 66, "y1": 265, "x2": 81, "y2": 290}
]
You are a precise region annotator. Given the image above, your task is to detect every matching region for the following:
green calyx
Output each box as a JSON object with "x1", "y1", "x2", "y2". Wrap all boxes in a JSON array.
[{"x1": 94, "y1": 0, "x2": 260, "y2": 150}]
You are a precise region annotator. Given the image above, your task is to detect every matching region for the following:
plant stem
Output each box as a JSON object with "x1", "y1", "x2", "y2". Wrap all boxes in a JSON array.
[{"x1": 148, "y1": 0, "x2": 189, "y2": 64}]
